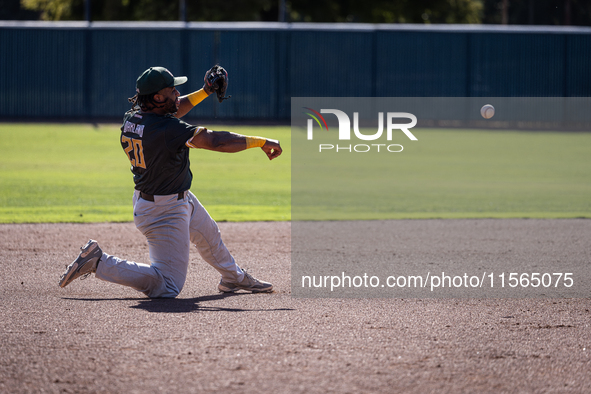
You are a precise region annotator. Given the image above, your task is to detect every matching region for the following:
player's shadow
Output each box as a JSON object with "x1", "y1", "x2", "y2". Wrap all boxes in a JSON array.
[
  {"x1": 62, "y1": 293, "x2": 295, "y2": 314},
  {"x1": 130, "y1": 292, "x2": 294, "y2": 314}
]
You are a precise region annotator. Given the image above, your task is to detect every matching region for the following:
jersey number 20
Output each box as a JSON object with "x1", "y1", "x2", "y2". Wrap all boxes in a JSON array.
[{"x1": 121, "y1": 136, "x2": 146, "y2": 169}]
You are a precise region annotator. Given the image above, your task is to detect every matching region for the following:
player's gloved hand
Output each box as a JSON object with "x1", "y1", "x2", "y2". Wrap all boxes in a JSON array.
[
  {"x1": 262, "y1": 139, "x2": 282, "y2": 160},
  {"x1": 203, "y1": 65, "x2": 230, "y2": 103}
]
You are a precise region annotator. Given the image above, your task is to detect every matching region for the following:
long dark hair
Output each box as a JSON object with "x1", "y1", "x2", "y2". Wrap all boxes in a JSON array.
[{"x1": 128, "y1": 92, "x2": 164, "y2": 112}]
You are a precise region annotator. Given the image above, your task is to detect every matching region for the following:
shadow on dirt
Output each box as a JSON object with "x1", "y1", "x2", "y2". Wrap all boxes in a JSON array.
[
  {"x1": 131, "y1": 293, "x2": 295, "y2": 313},
  {"x1": 63, "y1": 293, "x2": 295, "y2": 314}
]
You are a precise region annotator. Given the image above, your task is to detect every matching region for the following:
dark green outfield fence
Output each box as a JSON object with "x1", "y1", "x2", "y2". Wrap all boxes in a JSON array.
[{"x1": 1, "y1": 21, "x2": 590, "y2": 121}]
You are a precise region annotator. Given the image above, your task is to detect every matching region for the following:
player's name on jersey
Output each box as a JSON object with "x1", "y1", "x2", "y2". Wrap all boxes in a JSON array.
[{"x1": 123, "y1": 121, "x2": 145, "y2": 137}]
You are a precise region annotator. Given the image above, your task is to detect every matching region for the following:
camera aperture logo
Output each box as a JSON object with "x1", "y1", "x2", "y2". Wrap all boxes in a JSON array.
[{"x1": 303, "y1": 107, "x2": 418, "y2": 153}]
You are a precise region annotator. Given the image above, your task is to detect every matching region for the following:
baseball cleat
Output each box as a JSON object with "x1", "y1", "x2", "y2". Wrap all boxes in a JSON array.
[
  {"x1": 218, "y1": 271, "x2": 273, "y2": 293},
  {"x1": 59, "y1": 239, "x2": 102, "y2": 288}
]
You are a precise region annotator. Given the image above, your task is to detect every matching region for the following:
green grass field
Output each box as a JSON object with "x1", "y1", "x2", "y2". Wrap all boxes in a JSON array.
[
  {"x1": 1, "y1": 124, "x2": 590, "y2": 223},
  {"x1": 292, "y1": 127, "x2": 591, "y2": 220},
  {"x1": 0, "y1": 124, "x2": 291, "y2": 223}
]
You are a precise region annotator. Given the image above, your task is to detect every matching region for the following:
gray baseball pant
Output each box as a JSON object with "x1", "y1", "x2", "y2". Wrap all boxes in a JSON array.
[{"x1": 94, "y1": 190, "x2": 244, "y2": 298}]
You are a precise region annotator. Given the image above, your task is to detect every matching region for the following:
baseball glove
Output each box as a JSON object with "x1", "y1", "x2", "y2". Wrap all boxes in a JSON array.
[{"x1": 204, "y1": 65, "x2": 231, "y2": 103}]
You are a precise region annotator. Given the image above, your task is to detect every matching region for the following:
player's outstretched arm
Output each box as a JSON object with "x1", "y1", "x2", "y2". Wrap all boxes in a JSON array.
[
  {"x1": 186, "y1": 129, "x2": 282, "y2": 160},
  {"x1": 176, "y1": 88, "x2": 211, "y2": 119}
]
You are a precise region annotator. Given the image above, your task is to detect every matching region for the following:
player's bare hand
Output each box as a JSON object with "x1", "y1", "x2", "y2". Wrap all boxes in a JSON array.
[{"x1": 262, "y1": 139, "x2": 282, "y2": 160}]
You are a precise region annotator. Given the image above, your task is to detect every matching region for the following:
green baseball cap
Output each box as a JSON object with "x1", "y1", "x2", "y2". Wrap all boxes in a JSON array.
[{"x1": 136, "y1": 66, "x2": 188, "y2": 95}]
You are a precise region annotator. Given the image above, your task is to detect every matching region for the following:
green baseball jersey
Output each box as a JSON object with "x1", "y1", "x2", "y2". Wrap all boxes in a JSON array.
[{"x1": 120, "y1": 110, "x2": 198, "y2": 195}]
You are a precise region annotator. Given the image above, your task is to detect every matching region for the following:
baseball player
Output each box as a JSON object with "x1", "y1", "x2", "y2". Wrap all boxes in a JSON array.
[{"x1": 59, "y1": 66, "x2": 282, "y2": 298}]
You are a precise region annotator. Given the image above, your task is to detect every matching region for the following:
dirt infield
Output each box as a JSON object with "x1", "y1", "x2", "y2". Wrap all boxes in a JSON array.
[{"x1": 1, "y1": 221, "x2": 590, "y2": 393}]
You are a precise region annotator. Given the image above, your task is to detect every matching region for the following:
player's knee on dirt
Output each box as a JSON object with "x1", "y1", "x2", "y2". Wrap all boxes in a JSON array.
[{"x1": 145, "y1": 279, "x2": 183, "y2": 299}]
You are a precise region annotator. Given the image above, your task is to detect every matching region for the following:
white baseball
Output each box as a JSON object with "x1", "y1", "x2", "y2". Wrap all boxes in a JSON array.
[{"x1": 480, "y1": 104, "x2": 495, "y2": 119}]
